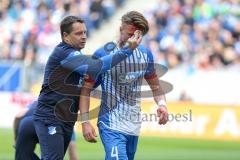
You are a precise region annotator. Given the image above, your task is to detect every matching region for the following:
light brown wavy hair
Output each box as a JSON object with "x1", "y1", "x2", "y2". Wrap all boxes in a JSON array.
[{"x1": 121, "y1": 11, "x2": 149, "y2": 35}]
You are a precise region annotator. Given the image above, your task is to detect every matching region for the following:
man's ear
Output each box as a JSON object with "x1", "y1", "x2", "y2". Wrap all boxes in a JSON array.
[{"x1": 63, "y1": 32, "x2": 69, "y2": 42}]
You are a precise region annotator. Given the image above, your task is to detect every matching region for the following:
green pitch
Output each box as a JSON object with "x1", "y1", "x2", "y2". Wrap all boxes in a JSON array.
[{"x1": 0, "y1": 128, "x2": 240, "y2": 160}]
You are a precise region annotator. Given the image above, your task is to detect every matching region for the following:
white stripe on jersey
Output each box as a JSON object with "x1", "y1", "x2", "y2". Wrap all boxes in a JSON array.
[{"x1": 99, "y1": 47, "x2": 150, "y2": 135}]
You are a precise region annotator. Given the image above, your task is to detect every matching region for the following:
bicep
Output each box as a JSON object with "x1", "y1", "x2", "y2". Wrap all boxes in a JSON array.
[
  {"x1": 145, "y1": 50, "x2": 155, "y2": 76},
  {"x1": 144, "y1": 50, "x2": 156, "y2": 78}
]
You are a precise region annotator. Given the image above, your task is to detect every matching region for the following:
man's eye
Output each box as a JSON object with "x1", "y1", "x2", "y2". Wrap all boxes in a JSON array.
[{"x1": 76, "y1": 32, "x2": 87, "y2": 36}]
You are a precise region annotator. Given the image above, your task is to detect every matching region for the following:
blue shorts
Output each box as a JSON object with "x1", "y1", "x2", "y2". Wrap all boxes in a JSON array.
[{"x1": 98, "y1": 123, "x2": 138, "y2": 160}]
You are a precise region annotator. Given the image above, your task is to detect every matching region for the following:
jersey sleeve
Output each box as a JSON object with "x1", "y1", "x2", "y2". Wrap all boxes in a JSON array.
[
  {"x1": 144, "y1": 48, "x2": 157, "y2": 79},
  {"x1": 60, "y1": 47, "x2": 134, "y2": 82}
]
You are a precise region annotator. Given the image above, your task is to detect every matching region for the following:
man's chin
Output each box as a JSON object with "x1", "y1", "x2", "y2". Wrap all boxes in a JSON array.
[{"x1": 77, "y1": 45, "x2": 85, "y2": 50}]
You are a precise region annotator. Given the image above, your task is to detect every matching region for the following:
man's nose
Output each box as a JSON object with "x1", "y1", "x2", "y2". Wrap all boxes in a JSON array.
[{"x1": 82, "y1": 33, "x2": 87, "y2": 39}]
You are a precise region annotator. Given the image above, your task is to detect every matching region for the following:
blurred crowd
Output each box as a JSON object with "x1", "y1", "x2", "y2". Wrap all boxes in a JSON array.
[
  {"x1": 0, "y1": 0, "x2": 240, "y2": 92},
  {"x1": 0, "y1": 0, "x2": 125, "y2": 91},
  {"x1": 142, "y1": 0, "x2": 240, "y2": 70},
  {"x1": 0, "y1": 0, "x2": 125, "y2": 64},
  {"x1": 1, "y1": 0, "x2": 239, "y2": 69}
]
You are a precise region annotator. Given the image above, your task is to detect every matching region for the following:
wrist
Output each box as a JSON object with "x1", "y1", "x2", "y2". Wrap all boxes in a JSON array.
[
  {"x1": 157, "y1": 100, "x2": 167, "y2": 107},
  {"x1": 80, "y1": 112, "x2": 89, "y2": 123},
  {"x1": 123, "y1": 41, "x2": 136, "y2": 51},
  {"x1": 81, "y1": 121, "x2": 90, "y2": 125},
  {"x1": 123, "y1": 41, "x2": 132, "y2": 49}
]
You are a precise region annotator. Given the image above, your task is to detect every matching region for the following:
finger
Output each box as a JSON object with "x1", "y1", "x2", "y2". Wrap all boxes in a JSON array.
[
  {"x1": 83, "y1": 131, "x2": 90, "y2": 137},
  {"x1": 164, "y1": 114, "x2": 169, "y2": 124},
  {"x1": 89, "y1": 132, "x2": 96, "y2": 140},
  {"x1": 89, "y1": 133, "x2": 97, "y2": 143},
  {"x1": 164, "y1": 112, "x2": 168, "y2": 122},
  {"x1": 159, "y1": 116, "x2": 164, "y2": 125},
  {"x1": 161, "y1": 118, "x2": 167, "y2": 125},
  {"x1": 136, "y1": 32, "x2": 142, "y2": 40},
  {"x1": 130, "y1": 31, "x2": 140, "y2": 41},
  {"x1": 93, "y1": 129, "x2": 97, "y2": 137},
  {"x1": 83, "y1": 134, "x2": 89, "y2": 141},
  {"x1": 84, "y1": 133, "x2": 91, "y2": 141},
  {"x1": 89, "y1": 138, "x2": 97, "y2": 143},
  {"x1": 131, "y1": 35, "x2": 137, "y2": 42},
  {"x1": 132, "y1": 30, "x2": 141, "y2": 40},
  {"x1": 136, "y1": 35, "x2": 142, "y2": 44},
  {"x1": 158, "y1": 116, "x2": 164, "y2": 125},
  {"x1": 157, "y1": 109, "x2": 162, "y2": 117},
  {"x1": 90, "y1": 137, "x2": 97, "y2": 143},
  {"x1": 134, "y1": 30, "x2": 141, "y2": 37},
  {"x1": 158, "y1": 111, "x2": 165, "y2": 124},
  {"x1": 83, "y1": 133, "x2": 88, "y2": 139},
  {"x1": 159, "y1": 117, "x2": 166, "y2": 125},
  {"x1": 157, "y1": 111, "x2": 160, "y2": 117},
  {"x1": 159, "y1": 118, "x2": 166, "y2": 125},
  {"x1": 131, "y1": 32, "x2": 137, "y2": 40},
  {"x1": 134, "y1": 32, "x2": 139, "y2": 39},
  {"x1": 84, "y1": 135, "x2": 89, "y2": 141},
  {"x1": 159, "y1": 112, "x2": 168, "y2": 125}
]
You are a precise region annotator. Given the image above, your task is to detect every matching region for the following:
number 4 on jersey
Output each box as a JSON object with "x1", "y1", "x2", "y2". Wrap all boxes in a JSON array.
[{"x1": 111, "y1": 146, "x2": 118, "y2": 160}]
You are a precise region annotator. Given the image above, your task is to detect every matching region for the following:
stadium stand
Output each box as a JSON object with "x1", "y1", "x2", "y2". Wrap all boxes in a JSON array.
[
  {"x1": 141, "y1": 0, "x2": 240, "y2": 70},
  {"x1": 0, "y1": 0, "x2": 126, "y2": 91},
  {"x1": 0, "y1": 0, "x2": 239, "y2": 101}
]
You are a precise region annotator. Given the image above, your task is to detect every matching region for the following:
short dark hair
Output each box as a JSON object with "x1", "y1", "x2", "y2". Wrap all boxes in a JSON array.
[
  {"x1": 121, "y1": 11, "x2": 149, "y2": 35},
  {"x1": 60, "y1": 16, "x2": 85, "y2": 39}
]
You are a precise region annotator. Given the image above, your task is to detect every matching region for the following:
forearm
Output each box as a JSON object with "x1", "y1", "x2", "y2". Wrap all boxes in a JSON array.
[
  {"x1": 146, "y1": 76, "x2": 166, "y2": 106},
  {"x1": 146, "y1": 74, "x2": 169, "y2": 125},
  {"x1": 79, "y1": 82, "x2": 98, "y2": 143},
  {"x1": 153, "y1": 89, "x2": 166, "y2": 107},
  {"x1": 153, "y1": 94, "x2": 166, "y2": 106},
  {"x1": 79, "y1": 82, "x2": 94, "y2": 122},
  {"x1": 99, "y1": 48, "x2": 133, "y2": 72},
  {"x1": 89, "y1": 48, "x2": 134, "y2": 79}
]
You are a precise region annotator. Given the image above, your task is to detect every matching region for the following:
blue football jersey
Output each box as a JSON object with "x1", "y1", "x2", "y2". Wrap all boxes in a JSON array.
[{"x1": 94, "y1": 44, "x2": 156, "y2": 135}]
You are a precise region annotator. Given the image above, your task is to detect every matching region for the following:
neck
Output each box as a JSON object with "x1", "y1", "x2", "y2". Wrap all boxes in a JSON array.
[{"x1": 62, "y1": 41, "x2": 81, "y2": 51}]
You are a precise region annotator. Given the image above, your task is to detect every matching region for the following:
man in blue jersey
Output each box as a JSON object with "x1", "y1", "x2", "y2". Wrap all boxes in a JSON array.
[
  {"x1": 80, "y1": 11, "x2": 168, "y2": 160},
  {"x1": 33, "y1": 15, "x2": 142, "y2": 159},
  {"x1": 14, "y1": 101, "x2": 78, "y2": 160}
]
